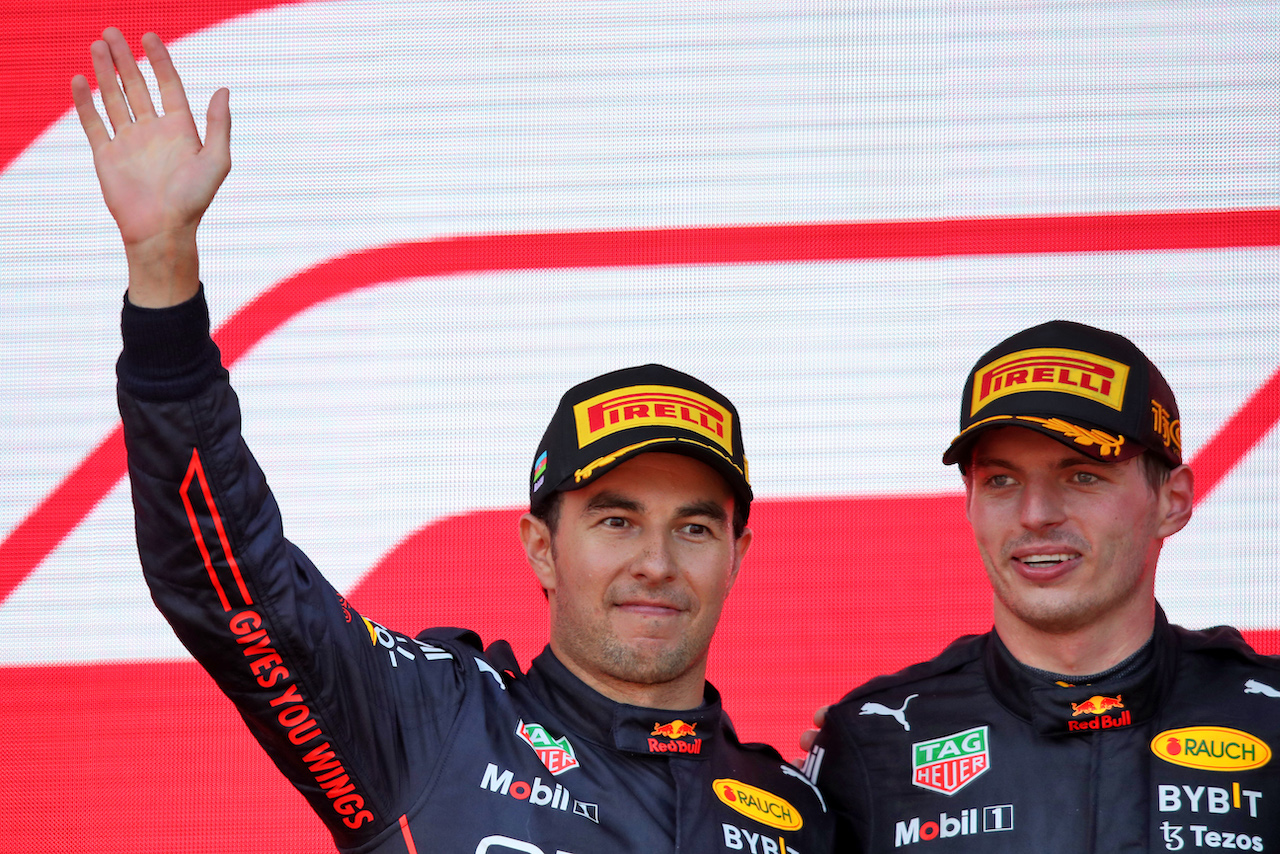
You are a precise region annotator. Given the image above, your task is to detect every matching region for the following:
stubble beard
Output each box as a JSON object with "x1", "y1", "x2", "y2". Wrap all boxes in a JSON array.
[
  {"x1": 988, "y1": 544, "x2": 1151, "y2": 637},
  {"x1": 552, "y1": 592, "x2": 711, "y2": 688}
]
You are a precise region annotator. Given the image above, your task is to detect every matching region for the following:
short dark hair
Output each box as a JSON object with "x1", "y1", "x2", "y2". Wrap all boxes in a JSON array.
[
  {"x1": 530, "y1": 489, "x2": 748, "y2": 540},
  {"x1": 1136, "y1": 451, "x2": 1173, "y2": 493}
]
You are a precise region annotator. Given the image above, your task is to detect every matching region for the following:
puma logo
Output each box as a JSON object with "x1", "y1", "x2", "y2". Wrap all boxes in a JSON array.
[
  {"x1": 859, "y1": 693, "x2": 919, "y2": 731},
  {"x1": 1245, "y1": 679, "x2": 1280, "y2": 698}
]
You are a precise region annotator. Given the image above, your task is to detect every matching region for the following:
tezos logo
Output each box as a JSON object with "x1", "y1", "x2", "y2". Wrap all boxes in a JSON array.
[{"x1": 911, "y1": 726, "x2": 990, "y2": 795}]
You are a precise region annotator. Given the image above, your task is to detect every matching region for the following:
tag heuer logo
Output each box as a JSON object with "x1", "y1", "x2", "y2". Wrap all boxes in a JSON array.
[
  {"x1": 516, "y1": 720, "x2": 580, "y2": 775},
  {"x1": 912, "y1": 726, "x2": 990, "y2": 795}
]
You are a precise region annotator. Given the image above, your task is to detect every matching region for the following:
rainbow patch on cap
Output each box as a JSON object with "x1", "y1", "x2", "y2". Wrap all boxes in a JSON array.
[{"x1": 971, "y1": 347, "x2": 1129, "y2": 416}]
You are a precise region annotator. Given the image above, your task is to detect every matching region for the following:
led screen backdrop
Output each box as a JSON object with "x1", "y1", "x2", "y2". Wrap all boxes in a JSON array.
[{"x1": 2, "y1": 2, "x2": 1277, "y2": 850}]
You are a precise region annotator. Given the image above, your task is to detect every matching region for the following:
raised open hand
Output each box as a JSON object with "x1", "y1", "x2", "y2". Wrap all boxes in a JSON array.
[{"x1": 71, "y1": 29, "x2": 230, "y2": 306}]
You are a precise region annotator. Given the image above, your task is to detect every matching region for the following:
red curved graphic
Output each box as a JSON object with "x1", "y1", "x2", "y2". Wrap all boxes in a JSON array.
[
  {"x1": 1, "y1": 1, "x2": 296, "y2": 174},
  {"x1": 3, "y1": 212, "x2": 1280, "y2": 604}
]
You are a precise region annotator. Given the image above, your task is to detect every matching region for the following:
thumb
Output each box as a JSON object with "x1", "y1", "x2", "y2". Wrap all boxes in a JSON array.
[{"x1": 203, "y1": 87, "x2": 232, "y2": 169}]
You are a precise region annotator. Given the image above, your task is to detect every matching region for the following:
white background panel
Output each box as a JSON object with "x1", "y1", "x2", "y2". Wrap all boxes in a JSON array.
[{"x1": 1, "y1": 1, "x2": 1277, "y2": 665}]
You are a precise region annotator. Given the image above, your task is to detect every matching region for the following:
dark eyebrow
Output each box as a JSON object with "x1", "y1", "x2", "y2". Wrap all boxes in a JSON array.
[
  {"x1": 677, "y1": 500, "x2": 729, "y2": 525},
  {"x1": 583, "y1": 491, "x2": 644, "y2": 515},
  {"x1": 971, "y1": 453, "x2": 1114, "y2": 472},
  {"x1": 581, "y1": 492, "x2": 728, "y2": 525}
]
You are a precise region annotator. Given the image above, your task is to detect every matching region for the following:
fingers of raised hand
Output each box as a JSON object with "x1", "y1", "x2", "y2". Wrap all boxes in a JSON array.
[
  {"x1": 141, "y1": 32, "x2": 194, "y2": 119},
  {"x1": 104, "y1": 28, "x2": 158, "y2": 120},
  {"x1": 89, "y1": 29, "x2": 147, "y2": 132},
  {"x1": 70, "y1": 74, "x2": 110, "y2": 150}
]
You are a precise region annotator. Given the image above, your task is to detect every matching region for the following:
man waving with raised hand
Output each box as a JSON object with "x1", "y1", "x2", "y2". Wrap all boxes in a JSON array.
[{"x1": 74, "y1": 28, "x2": 832, "y2": 854}]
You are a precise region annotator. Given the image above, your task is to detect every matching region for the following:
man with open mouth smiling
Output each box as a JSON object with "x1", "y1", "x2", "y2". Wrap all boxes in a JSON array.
[{"x1": 807, "y1": 321, "x2": 1280, "y2": 853}]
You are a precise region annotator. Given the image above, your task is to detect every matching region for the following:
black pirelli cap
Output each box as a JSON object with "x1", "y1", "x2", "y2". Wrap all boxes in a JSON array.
[
  {"x1": 943, "y1": 321, "x2": 1182, "y2": 469},
  {"x1": 529, "y1": 364, "x2": 752, "y2": 519}
]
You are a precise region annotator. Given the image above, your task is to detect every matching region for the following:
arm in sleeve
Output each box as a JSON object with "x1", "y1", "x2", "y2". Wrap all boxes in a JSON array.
[
  {"x1": 117, "y1": 288, "x2": 465, "y2": 846},
  {"x1": 812, "y1": 704, "x2": 875, "y2": 852}
]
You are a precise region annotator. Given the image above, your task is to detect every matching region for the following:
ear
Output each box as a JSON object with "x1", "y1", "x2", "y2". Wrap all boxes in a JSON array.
[
  {"x1": 519, "y1": 512, "x2": 557, "y2": 593},
  {"x1": 726, "y1": 526, "x2": 752, "y2": 595},
  {"x1": 961, "y1": 471, "x2": 976, "y2": 522},
  {"x1": 1155, "y1": 464, "x2": 1194, "y2": 539}
]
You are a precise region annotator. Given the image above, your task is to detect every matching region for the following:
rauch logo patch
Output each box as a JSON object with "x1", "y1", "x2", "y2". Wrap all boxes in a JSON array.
[
  {"x1": 713, "y1": 779, "x2": 803, "y2": 831},
  {"x1": 1151, "y1": 727, "x2": 1271, "y2": 771}
]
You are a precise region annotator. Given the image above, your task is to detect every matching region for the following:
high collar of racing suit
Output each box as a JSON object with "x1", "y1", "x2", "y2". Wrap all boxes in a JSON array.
[
  {"x1": 523, "y1": 646, "x2": 723, "y2": 758},
  {"x1": 984, "y1": 603, "x2": 1179, "y2": 738}
]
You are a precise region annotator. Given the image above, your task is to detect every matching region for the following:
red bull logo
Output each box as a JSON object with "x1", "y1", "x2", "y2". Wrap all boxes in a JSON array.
[
  {"x1": 652, "y1": 720, "x2": 697, "y2": 739},
  {"x1": 970, "y1": 347, "x2": 1129, "y2": 415},
  {"x1": 648, "y1": 719, "x2": 702, "y2": 754},
  {"x1": 1071, "y1": 694, "x2": 1124, "y2": 716},
  {"x1": 1066, "y1": 695, "x2": 1132, "y2": 731},
  {"x1": 573, "y1": 384, "x2": 733, "y2": 453}
]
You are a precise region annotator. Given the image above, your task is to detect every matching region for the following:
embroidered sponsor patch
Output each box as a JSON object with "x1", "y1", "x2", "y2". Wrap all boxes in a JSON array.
[{"x1": 912, "y1": 726, "x2": 990, "y2": 795}]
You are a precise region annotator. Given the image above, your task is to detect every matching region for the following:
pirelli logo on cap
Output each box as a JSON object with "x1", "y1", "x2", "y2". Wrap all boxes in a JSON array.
[
  {"x1": 573, "y1": 385, "x2": 733, "y2": 453},
  {"x1": 971, "y1": 348, "x2": 1130, "y2": 416}
]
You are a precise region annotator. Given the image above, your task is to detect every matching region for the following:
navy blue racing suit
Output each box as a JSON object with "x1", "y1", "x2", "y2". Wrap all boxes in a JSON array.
[
  {"x1": 117, "y1": 288, "x2": 833, "y2": 854},
  {"x1": 808, "y1": 609, "x2": 1280, "y2": 852}
]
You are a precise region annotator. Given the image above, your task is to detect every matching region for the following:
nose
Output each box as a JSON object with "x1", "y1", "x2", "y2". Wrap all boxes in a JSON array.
[
  {"x1": 631, "y1": 529, "x2": 678, "y2": 582},
  {"x1": 1018, "y1": 476, "x2": 1067, "y2": 531}
]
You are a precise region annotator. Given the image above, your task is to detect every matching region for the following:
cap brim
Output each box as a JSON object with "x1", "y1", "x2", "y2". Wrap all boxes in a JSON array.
[
  {"x1": 559, "y1": 435, "x2": 753, "y2": 518},
  {"x1": 943, "y1": 415, "x2": 1145, "y2": 467}
]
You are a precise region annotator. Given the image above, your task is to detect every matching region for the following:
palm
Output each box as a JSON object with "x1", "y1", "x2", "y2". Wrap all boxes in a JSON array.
[
  {"x1": 92, "y1": 104, "x2": 221, "y2": 244},
  {"x1": 72, "y1": 29, "x2": 230, "y2": 248}
]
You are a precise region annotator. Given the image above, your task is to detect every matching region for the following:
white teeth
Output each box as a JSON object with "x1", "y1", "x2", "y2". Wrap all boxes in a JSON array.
[{"x1": 1022, "y1": 553, "x2": 1074, "y2": 566}]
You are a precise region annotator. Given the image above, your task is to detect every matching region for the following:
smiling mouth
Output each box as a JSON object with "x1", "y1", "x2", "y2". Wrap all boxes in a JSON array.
[
  {"x1": 617, "y1": 602, "x2": 683, "y2": 616},
  {"x1": 1018, "y1": 553, "x2": 1078, "y2": 569}
]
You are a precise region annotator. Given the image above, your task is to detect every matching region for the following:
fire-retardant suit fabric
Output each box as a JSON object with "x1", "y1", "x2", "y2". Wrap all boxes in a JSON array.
[
  {"x1": 116, "y1": 288, "x2": 832, "y2": 854},
  {"x1": 808, "y1": 609, "x2": 1280, "y2": 852}
]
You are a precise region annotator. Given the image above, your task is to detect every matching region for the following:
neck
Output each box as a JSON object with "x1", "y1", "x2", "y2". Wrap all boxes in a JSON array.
[
  {"x1": 993, "y1": 600, "x2": 1156, "y2": 676},
  {"x1": 547, "y1": 641, "x2": 707, "y2": 710}
]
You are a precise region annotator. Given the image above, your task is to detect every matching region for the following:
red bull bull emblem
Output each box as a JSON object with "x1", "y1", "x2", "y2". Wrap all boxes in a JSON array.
[
  {"x1": 516, "y1": 720, "x2": 580, "y2": 775},
  {"x1": 649, "y1": 719, "x2": 702, "y2": 754},
  {"x1": 911, "y1": 726, "x2": 990, "y2": 795},
  {"x1": 1071, "y1": 694, "x2": 1124, "y2": 716},
  {"x1": 1067, "y1": 695, "x2": 1132, "y2": 732}
]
